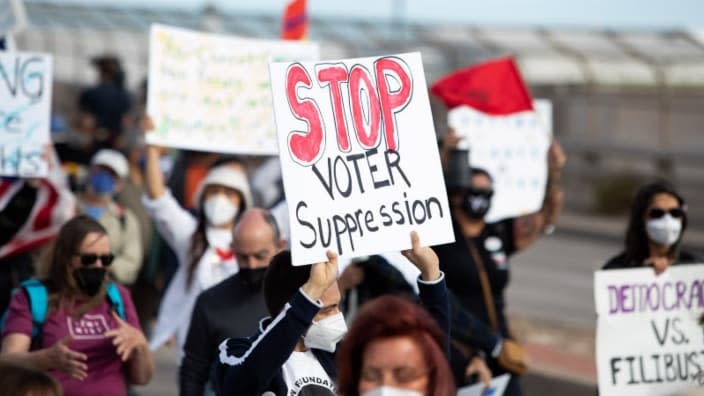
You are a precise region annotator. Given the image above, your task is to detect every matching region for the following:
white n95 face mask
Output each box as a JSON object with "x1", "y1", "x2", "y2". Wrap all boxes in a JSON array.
[
  {"x1": 303, "y1": 312, "x2": 347, "y2": 353},
  {"x1": 646, "y1": 214, "x2": 682, "y2": 247},
  {"x1": 203, "y1": 194, "x2": 239, "y2": 227},
  {"x1": 362, "y1": 386, "x2": 423, "y2": 396}
]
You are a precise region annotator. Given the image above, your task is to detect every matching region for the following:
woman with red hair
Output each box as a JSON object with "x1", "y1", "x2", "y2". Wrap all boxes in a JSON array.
[{"x1": 336, "y1": 294, "x2": 456, "y2": 396}]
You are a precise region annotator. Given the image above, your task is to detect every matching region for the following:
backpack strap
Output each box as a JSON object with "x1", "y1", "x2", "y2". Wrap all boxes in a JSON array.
[
  {"x1": 105, "y1": 281, "x2": 126, "y2": 320},
  {"x1": 20, "y1": 279, "x2": 49, "y2": 339}
]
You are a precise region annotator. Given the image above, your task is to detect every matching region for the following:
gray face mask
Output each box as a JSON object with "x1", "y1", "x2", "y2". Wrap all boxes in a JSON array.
[{"x1": 646, "y1": 214, "x2": 682, "y2": 246}]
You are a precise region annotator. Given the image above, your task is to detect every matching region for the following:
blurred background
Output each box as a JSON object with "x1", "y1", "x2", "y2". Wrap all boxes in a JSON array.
[{"x1": 5, "y1": 0, "x2": 704, "y2": 394}]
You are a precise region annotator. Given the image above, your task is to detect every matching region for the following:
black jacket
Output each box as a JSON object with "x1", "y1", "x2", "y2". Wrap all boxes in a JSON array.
[
  {"x1": 214, "y1": 274, "x2": 450, "y2": 395},
  {"x1": 180, "y1": 273, "x2": 268, "y2": 396}
]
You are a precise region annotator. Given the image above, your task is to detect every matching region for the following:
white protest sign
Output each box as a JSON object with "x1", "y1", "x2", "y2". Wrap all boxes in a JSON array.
[
  {"x1": 594, "y1": 265, "x2": 704, "y2": 396},
  {"x1": 270, "y1": 52, "x2": 454, "y2": 265},
  {"x1": 457, "y1": 374, "x2": 511, "y2": 396},
  {"x1": 448, "y1": 100, "x2": 552, "y2": 223},
  {"x1": 147, "y1": 24, "x2": 319, "y2": 155},
  {"x1": 0, "y1": 52, "x2": 52, "y2": 177}
]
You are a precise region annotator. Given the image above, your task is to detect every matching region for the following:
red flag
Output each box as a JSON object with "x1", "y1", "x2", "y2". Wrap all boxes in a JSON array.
[
  {"x1": 281, "y1": 0, "x2": 308, "y2": 40},
  {"x1": 430, "y1": 57, "x2": 533, "y2": 115}
]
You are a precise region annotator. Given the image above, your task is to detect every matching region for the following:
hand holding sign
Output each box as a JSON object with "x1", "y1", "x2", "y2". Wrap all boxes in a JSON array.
[
  {"x1": 401, "y1": 230, "x2": 440, "y2": 282},
  {"x1": 301, "y1": 250, "x2": 339, "y2": 301}
]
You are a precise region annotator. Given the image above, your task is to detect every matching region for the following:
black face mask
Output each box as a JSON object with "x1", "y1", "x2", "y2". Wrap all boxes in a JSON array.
[
  {"x1": 461, "y1": 187, "x2": 493, "y2": 219},
  {"x1": 72, "y1": 267, "x2": 107, "y2": 297},
  {"x1": 238, "y1": 268, "x2": 267, "y2": 291}
]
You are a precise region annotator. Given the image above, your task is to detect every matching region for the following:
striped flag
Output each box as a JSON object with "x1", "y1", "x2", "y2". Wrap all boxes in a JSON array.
[
  {"x1": 281, "y1": 0, "x2": 308, "y2": 40},
  {"x1": 0, "y1": 151, "x2": 76, "y2": 259}
]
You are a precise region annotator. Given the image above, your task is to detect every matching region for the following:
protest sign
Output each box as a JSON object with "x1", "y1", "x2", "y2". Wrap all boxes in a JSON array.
[
  {"x1": 146, "y1": 24, "x2": 319, "y2": 155},
  {"x1": 270, "y1": 52, "x2": 454, "y2": 265},
  {"x1": 0, "y1": 52, "x2": 52, "y2": 177},
  {"x1": 448, "y1": 100, "x2": 552, "y2": 223},
  {"x1": 594, "y1": 265, "x2": 704, "y2": 396},
  {"x1": 457, "y1": 374, "x2": 511, "y2": 396}
]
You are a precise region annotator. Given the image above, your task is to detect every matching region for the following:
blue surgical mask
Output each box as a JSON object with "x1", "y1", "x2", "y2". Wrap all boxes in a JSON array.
[
  {"x1": 89, "y1": 170, "x2": 116, "y2": 196},
  {"x1": 84, "y1": 204, "x2": 107, "y2": 220}
]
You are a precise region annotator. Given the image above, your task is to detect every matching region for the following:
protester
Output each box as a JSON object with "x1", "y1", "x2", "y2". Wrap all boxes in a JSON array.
[
  {"x1": 336, "y1": 295, "x2": 457, "y2": 396},
  {"x1": 214, "y1": 231, "x2": 449, "y2": 395},
  {"x1": 1, "y1": 215, "x2": 153, "y2": 396},
  {"x1": 0, "y1": 360, "x2": 63, "y2": 396},
  {"x1": 141, "y1": 118, "x2": 253, "y2": 357},
  {"x1": 603, "y1": 181, "x2": 701, "y2": 272},
  {"x1": 433, "y1": 137, "x2": 565, "y2": 394},
  {"x1": 79, "y1": 149, "x2": 143, "y2": 286},
  {"x1": 77, "y1": 55, "x2": 132, "y2": 150},
  {"x1": 180, "y1": 208, "x2": 285, "y2": 396}
]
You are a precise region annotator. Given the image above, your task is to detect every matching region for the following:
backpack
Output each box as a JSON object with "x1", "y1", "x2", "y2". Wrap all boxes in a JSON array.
[{"x1": 0, "y1": 278, "x2": 126, "y2": 341}]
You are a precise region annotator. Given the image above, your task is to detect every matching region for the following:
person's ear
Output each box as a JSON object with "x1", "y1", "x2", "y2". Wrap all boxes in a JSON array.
[{"x1": 277, "y1": 239, "x2": 287, "y2": 251}]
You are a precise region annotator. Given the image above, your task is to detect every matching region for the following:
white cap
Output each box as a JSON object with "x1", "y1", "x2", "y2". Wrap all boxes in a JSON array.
[
  {"x1": 193, "y1": 165, "x2": 252, "y2": 210},
  {"x1": 91, "y1": 149, "x2": 129, "y2": 179}
]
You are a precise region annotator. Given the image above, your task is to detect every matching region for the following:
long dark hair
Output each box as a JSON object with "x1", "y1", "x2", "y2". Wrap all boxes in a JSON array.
[
  {"x1": 624, "y1": 181, "x2": 687, "y2": 264},
  {"x1": 45, "y1": 215, "x2": 109, "y2": 314},
  {"x1": 336, "y1": 295, "x2": 456, "y2": 396}
]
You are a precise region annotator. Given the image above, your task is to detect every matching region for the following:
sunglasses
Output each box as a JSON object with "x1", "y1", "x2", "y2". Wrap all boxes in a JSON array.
[
  {"x1": 75, "y1": 253, "x2": 115, "y2": 266},
  {"x1": 467, "y1": 186, "x2": 494, "y2": 198},
  {"x1": 648, "y1": 208, "x2": 685, "y2": 219}
]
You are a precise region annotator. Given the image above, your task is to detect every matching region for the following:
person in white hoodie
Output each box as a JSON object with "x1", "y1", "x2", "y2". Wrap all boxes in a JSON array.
[{"x1": 142, "y1": 139, "x2": 252, "y2": 358}]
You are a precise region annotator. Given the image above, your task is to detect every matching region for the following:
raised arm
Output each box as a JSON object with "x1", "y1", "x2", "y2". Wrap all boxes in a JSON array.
[
  {"x1": 401, "y1": 231, "x2": 450, "y2": 355},
  {"x1": 141, "y1": 116, "x2": 166, "y2": 200},
  {"x1": 215, "y1": 252, "x2": 339, "y2": 394},
  {"x1": 513, "y1": 139, "x2": 566, "y2": 252}
]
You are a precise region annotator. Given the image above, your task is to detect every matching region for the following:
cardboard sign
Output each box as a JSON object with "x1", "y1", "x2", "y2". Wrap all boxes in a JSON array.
[
  {"x1": 0, "y1": 52, "x2": 52, "y2": 177},
  {"x1": 448, "y1": 100, "x2": 552, "y2": 223},
  {"x1": 457, "y1": 374, "x2": 511, "y2": 396},
  {"x1": 594, "y1": 265, "x2": 704, "y2": 396},
  {"x1": 270, "y1": 52, "x2": 454, "y2": 265},
  {"x1": 146, "y1": 24, "x2": 319, "y2": 155}
]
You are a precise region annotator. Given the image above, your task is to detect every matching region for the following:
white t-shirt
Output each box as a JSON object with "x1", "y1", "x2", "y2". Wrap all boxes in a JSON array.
[{"x1": 281, "y1": 350, "x2": 336, "y2": 396}]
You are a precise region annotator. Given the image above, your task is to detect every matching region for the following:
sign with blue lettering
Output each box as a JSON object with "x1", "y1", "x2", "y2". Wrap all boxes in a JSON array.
[{"x1": 0, "y1": 52, "x2": 52, "y2": 177}]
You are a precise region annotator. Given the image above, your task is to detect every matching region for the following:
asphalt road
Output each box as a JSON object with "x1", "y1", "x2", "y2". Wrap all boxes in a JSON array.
[{"x1": 506, "y1": 230, "x2": 620, "y2": 330}]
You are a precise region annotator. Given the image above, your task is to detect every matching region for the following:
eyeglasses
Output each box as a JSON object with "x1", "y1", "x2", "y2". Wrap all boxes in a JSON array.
[
  {"x1": 75, "y1": 253, "x2": 115, "y2": 266},
  {"x1": 648, "y1": 208, "x2": 685, "y2": 219},
  {"x1": 467, "y1": 186, "x2": 494, "y2": 198}
]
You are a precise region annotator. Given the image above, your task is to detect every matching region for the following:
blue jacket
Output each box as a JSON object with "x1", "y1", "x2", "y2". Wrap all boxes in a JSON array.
[{"x1": 214, "y1": 274, "x2": 450, "y2": 395}]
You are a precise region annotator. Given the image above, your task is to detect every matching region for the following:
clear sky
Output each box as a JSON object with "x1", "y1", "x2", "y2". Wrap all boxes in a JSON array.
[{"x1": 31, "y1": 0, "x2": 704, "y2": 30}]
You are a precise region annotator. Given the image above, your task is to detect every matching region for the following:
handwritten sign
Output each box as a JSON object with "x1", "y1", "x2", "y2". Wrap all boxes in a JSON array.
[
  {"x1": 0, "y1": 52, "x2": 52, "y2": 177},
  {"x1": 270, "y1": 52, "x2": 454, "y2": 265},
  {"x1": 594, "y1": 265, "x2": 704, "y2": 396},
  {"x1": 448, "y1": 100, "x2": 552, "y2": 223},
  {"x1": 146, "y1": 24, "x2": 319, "y2": 155}
]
